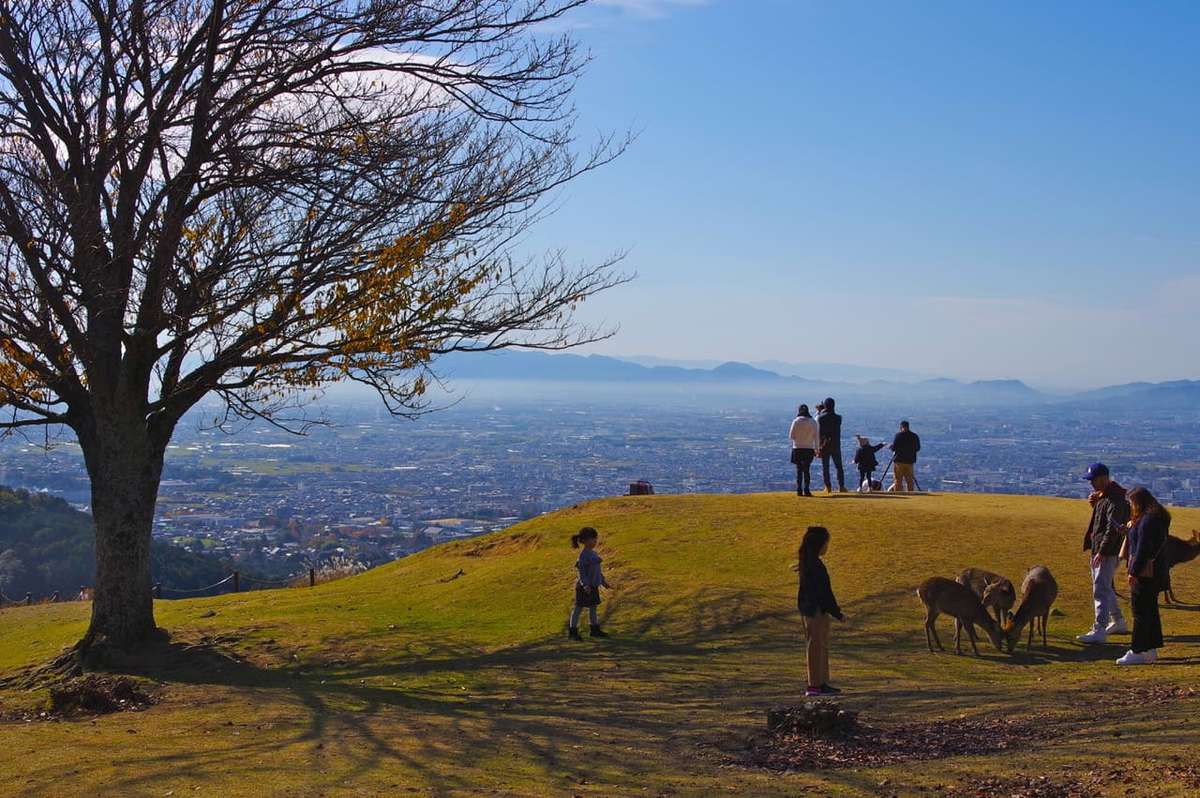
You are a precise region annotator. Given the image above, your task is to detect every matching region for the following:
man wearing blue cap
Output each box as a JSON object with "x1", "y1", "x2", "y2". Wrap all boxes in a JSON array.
[{"x1": 1077, "y1": 463, "x2": 1130, "y2": 643}]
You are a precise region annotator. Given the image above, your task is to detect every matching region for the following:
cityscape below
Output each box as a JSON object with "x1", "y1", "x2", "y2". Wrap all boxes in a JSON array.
[{"x1": 1, "y1": 383, "x2": 1196, "y2": 580}]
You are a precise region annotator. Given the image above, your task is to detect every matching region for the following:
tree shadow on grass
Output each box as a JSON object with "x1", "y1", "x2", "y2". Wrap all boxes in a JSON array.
[{"x1": 30, "y1": 588, "x2": 811, "y2": 796}]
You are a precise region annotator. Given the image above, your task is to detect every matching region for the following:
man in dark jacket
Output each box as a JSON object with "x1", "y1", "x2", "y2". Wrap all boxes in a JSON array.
[
  {"x1": 816, "y1": 397, "x2": 845, "y2": 493},
  {"x1": 887, "y1": 420, "x2": 921, "y2": 492},
  {"x1": 1077, "y1": 462, "x2": 1130, "y2": 643}
]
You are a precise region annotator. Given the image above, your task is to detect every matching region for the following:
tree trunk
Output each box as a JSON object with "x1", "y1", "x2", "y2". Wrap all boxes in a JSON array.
[{"x1": 76, "y1": 409, "x2": 169, "y2": 656}]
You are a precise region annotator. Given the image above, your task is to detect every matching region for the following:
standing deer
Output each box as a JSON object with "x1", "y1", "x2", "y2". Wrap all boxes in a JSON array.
[
  {"x1": 1003, "y1": 566, "x2": 1058, "y2": 653},
  {"x1": 956, "y1": 567, "x2": 1016, "y2": 625},
  {"x1": 917, "y1": 576, "x2": 1005, "y2": 656},
  {"x1": 1160, "y1": 530, "x2": 1200, "y2": 604}
]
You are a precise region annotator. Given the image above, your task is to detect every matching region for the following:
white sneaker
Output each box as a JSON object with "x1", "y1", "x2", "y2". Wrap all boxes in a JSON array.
[
  {"x1": 1145, "y1": 648, "x2": 1158, "y2": 663},
  {"x1": 1077, "y1": 629, "x2": 1107, "y2": 644},
  {"x1": 1105, "y1": 619, "x2": 1129, "y2": 635},
  {"x1": 1115, "y1": 650, "x2": 1154, "y2": 666}
]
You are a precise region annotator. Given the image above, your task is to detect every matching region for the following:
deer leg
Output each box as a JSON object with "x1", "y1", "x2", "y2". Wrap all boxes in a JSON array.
[
  {"x1": 924, "y1": 609, "x2": 941, "y2": 652},
  {"x1": 1041, "y1": 613, "x2": 1049, "y2": 648},
  {"x1": 1027, "y1": 620, "x2": 1035, "y2": 652},
  {"x1": 930, "y1": 613, "x2": 945, "y2": 651},
  {"x1": 966, "y1": 622, "x2": 980, "y2": 656}
]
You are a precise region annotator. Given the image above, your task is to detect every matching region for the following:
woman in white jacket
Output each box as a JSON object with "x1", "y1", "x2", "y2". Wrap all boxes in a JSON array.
[{"x1": 789, "y1": 404, "x2": 820, "y2": 497}]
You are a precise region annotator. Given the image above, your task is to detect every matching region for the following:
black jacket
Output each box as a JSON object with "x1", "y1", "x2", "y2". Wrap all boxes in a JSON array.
[
  {"x1": 890, "y1": 430, "x2": 921, "y2": 464},
  {"x1": 1084, "y1": 482, "x2": 1130, "y2": 556},
  {"x1": 1127, "y1": 511, "x2": 1169, "y2": 579},
  {"x1": 797, "y1": 558, "x2": 843, "y2": 619},
  {"x1": 817, "y1": 411, "x2": 842, "y2": 452},
  {"x1": 853, "y1": 443, "x2": 884, "y2": 471}
]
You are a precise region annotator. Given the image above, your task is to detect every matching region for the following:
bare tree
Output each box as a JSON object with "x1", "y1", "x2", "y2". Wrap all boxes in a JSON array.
[{"x1": 0, "y1": 0, "x2": 625, "y2": 661}]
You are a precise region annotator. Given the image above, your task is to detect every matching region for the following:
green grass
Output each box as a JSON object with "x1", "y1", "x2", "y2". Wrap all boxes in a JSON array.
[{"x1": 2, "y1": 492, "x2": 1200, "y2": 797}]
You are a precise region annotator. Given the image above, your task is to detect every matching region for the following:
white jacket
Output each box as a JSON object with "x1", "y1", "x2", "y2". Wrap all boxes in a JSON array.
[{"x1": 789, "y1": 415, "x2": 820, "y2": 450}]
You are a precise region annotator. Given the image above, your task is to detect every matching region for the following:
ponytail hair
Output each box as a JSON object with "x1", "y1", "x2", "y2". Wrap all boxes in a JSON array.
[{"x1": 571, "y1": 526, "x2": 599, "y2": 548}]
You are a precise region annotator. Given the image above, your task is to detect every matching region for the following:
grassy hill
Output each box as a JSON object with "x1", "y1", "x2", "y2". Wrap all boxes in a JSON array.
[{"x1": 2, "y1": 492, "x2": 1200, "y2": 797}]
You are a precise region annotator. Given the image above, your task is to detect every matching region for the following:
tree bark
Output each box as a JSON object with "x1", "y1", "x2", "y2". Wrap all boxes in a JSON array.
[{"x1": 76, "y1": 408, "x2": 169, "y2": 655}]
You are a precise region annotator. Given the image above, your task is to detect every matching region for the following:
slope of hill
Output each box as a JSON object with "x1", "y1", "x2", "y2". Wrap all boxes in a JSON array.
[
  {"x1": 0, "y1": 486, "x2": 231, "y2": 599},
  {"x1": 2, "y1": 493, "x2": 1200, "y2": 796}
]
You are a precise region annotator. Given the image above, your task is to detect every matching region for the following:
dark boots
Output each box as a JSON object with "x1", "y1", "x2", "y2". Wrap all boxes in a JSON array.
[
  {"x1": 568, "y1": 626, "x2": 582, "y2": 640},
  {"x1": 589, "y1": 624, "x2": 609, "y2": 638}
]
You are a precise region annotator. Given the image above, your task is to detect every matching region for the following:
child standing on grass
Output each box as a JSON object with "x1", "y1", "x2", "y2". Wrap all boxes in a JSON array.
[
  {"x1": 568, "y1": 526, "x2": 612, "y2": 641},
  {"x1": 852, "y1": 435, "x2": 885, "y2": 492},
  {"x1": 796, "y1": 525, "x2": 845, "y2": 697}
]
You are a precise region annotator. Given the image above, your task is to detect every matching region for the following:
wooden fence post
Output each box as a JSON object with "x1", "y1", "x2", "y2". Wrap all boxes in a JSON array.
[
  {"x1": 309, "y1": 568, "x2": 316, "y2": 588},
  {"x1": 232, "y1": 571, "x2": 240, "y2": 593}
]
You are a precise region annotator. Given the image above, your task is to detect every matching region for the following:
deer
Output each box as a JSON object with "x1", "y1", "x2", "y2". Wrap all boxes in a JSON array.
[
  {"x1": 1003, "y1": 565, "x2": 1058, "y2": 653},
  {"x1": 956, "y1": 567, "x2": 1016, "y2": 625},
  {"x1": 917, "y1": 576, "x2": 1005, "y2": 656},
  {"x1": 1160, "y1": 530, "x2": 1200, "y2": 604}
]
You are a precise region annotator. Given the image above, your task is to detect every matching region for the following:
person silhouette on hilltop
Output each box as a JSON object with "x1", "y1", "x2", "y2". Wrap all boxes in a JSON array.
[
  {"x1": 817, "y1": 398, "x2": 846, "y2": 493},
  {"x1": 887, "y1": 420, "x2": 922, "y2": 492},
  {"x1": 789, "y1": 404, "x2": 819, "y2": 497}
]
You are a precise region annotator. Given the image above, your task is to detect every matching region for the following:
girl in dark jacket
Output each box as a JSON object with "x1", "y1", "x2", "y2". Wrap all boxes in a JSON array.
[
  {"x1": 852, "y1": 436, "x2": 885, "y2": 492},
  {"x1": 568, "y1": 527, "x2": 612, "y2": 641},
  {"x1": 1117, "y1": 487, "x2": 1170, "y2": 665},
  {"x1": 796, "y1": 525, "x2": 845, "y2": 696}
]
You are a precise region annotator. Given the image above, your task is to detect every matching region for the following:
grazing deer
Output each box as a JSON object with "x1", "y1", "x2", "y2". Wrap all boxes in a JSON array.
[
  {"x1": 956, "y1": 567, "x2": 1016, "y2": 625},
  {"x1": 1160, "y1": 530, "x2": 1200, "y2": 604},
  {"x1": 917, "y1": 576, "x2": 1004, "y2": 656},
  {"x1": 1003, "y1": 566, "x2": 1058, "y2": 653}
]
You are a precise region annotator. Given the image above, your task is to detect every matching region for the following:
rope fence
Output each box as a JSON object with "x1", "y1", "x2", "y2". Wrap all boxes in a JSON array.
[{"x1": 1, "y1": 567, "x2": 319, "y2": 609}]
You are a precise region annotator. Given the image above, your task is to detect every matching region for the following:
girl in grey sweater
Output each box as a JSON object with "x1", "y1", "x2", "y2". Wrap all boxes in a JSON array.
[{"x1": 568, "y1": 527, "x2": 612, "y2": 640}]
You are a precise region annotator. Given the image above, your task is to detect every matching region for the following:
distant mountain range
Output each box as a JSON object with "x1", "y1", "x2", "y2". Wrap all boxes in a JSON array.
[
  {"x1": 436, "y1": 350, "x2": 1199, "y2": 409},
  {"x1": 438, "y1": 350, "x2": 788, "y2": 384},
  {"x1": 619, "y1": 355, "x2": 926, "y2": 383},
  {"x1": 1064, "y1": 380, "x2": 1200, "y2": 410}
]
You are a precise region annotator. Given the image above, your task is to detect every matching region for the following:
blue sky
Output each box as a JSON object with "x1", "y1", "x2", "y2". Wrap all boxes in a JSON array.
[{"x1": 519, "y1": 1, "x2": 1200, "y2": 389}]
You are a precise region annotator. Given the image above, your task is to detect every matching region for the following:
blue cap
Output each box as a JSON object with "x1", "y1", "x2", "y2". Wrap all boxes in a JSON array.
[{"x1": 1083, "y1": 463, "x2": 1109, "y2": 480}]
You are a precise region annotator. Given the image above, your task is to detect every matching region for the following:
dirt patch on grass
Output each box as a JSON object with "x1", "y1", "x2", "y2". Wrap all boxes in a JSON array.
[
  {"x1": 744, "y1": 713, "x2": 1057, "y2": 771},
  {"x1": 1095, "y1": 684, "x2": 1198, "y2": 707},
  {"x1": 48, "y1": 674, "x2": 157, "y2": 716},
  {"x1": 940, "y1": 774, "x2": 1100, "y2": 797},
  {"x1": 1, "y1": 675, "x2": 158, "y2": 723},
  {"x1": 938, "y1": 762, "x2": 1200, "y2": 798}
]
